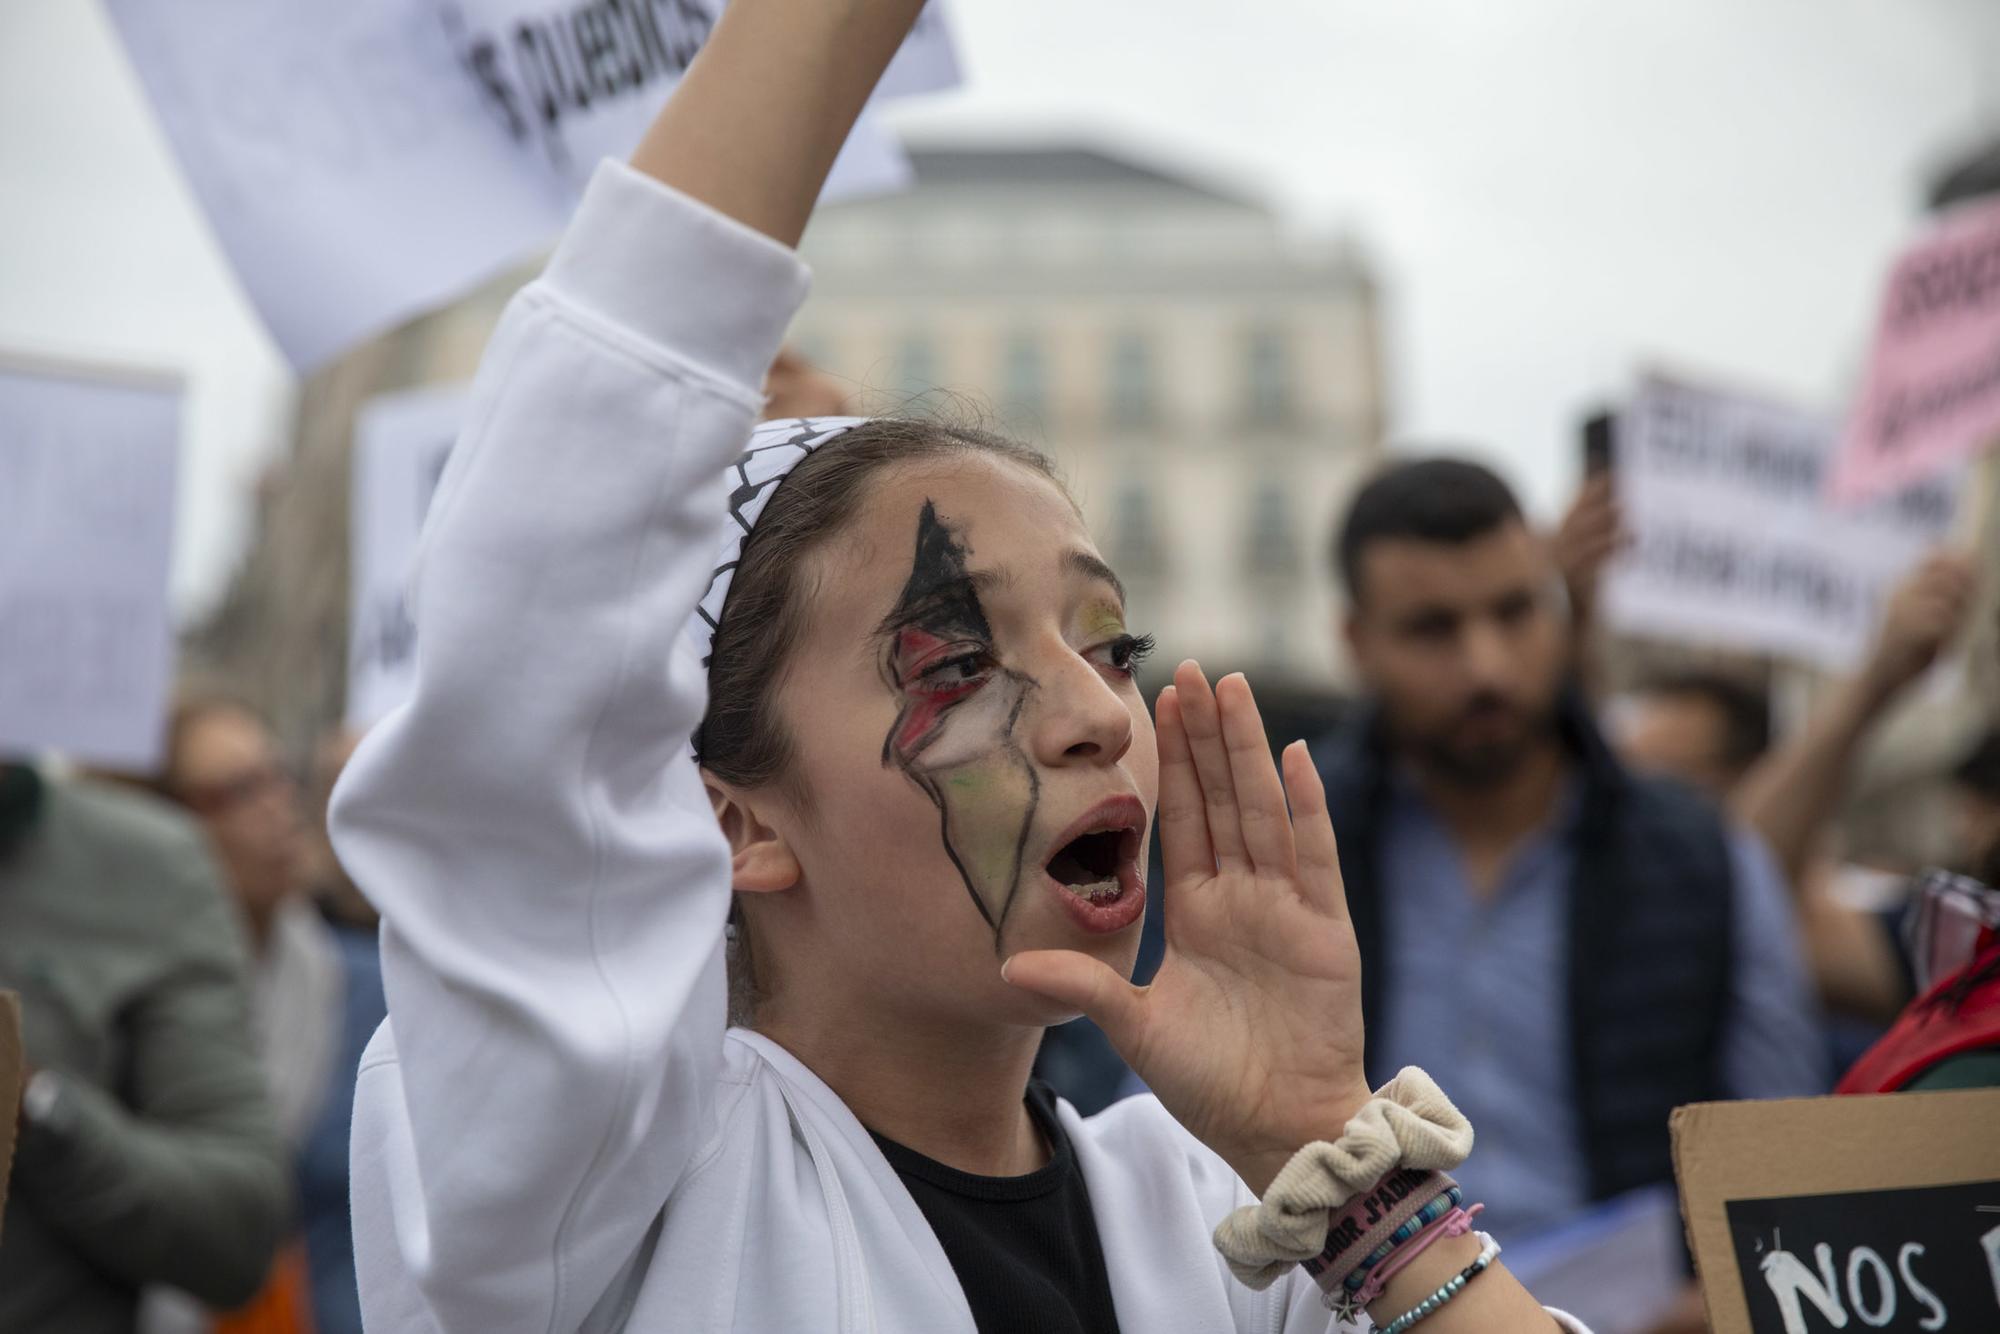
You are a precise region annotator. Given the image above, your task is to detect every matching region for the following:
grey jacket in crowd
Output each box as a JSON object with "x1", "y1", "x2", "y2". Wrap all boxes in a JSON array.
[{"x1": 0, "y1": 771, "x2": 289, "y2": 1334}]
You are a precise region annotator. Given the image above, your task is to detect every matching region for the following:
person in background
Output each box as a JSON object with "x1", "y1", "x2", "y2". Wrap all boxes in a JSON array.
[
  {"x1": 148, "y1": 696, "x2": 386, "y2": 1334},
  {"x1": 1838, "y1": 603, "x2": 2000, "y2": 1097},
  {"x1": 1314, "y1": 457, "x2": 1825, "y2": 1244},
  {"x1": 1724, "y1": 554, "x2": 1973, "y2": 1025},
  {"x1": 1946, "y1": 728, "x2": 2000, "y2": 876},
  {"x1": 1547, "y1": 469, "x2": 1621, "y2": 699},
  {"x1": 759, "y1": 344, "x2": 853, "y2": 421},
  {"x1": 0, "y1": 761, "x2": 288, "y2": 1334},
  {"x1": 302, "y1": 728, "x2": 378, "y2": 931},
  {"x1": 1618, "y1": 671, "x2": 1771, "y2": 799}
]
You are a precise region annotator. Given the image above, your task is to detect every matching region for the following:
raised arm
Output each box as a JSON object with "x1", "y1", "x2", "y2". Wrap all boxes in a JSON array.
[
  {"x1": 331, "y1": 7, "x2": 924, "y2": 1330},
  {"x1": 1731, "y1": 551, "x2": 1975, "y2": 887},
  {"x1": 632, "y1": 0, "x2": 928, "y2": 244}
]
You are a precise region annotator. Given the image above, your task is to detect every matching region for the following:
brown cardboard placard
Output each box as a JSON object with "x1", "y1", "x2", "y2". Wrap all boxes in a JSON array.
[
  {"x1": 1672, "y1": 1090, "x2": 2000, "y2": 1333},
  {"x1": 0, "y1": 989, "x2": 20, "y2": 1238}
]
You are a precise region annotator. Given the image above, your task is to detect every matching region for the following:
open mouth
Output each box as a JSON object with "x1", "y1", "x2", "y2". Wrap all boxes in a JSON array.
[
  {"x1": 1046, "y1": 828, "x2": 1132, "y2": 904},
  {"x1": 1038, "y1": 795, "x2": 1147, "y2": 933}
]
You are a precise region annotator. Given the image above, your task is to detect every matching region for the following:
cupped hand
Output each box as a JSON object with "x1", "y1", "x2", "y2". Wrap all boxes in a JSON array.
[{"x1": 1002, "y1": 660, "x2": 1370, "y2": 1194}]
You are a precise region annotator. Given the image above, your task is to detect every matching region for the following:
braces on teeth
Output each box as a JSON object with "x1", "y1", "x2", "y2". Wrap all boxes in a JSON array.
[{"x1": 1063, "y1": 878, "x2": 1122, "y2": 903}]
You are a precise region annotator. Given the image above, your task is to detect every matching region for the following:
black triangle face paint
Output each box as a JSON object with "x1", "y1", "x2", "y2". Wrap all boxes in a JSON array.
[{"x1": 879, "y1": 501, "x2": 1039, "y2": 946}]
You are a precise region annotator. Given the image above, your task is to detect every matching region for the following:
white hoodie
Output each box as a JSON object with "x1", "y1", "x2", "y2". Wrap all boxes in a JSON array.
[{"x1": 333, "y1": 160, "x2": 1589, "y2": 1334}]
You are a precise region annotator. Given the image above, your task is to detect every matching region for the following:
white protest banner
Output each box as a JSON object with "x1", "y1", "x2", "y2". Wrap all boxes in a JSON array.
[
  {"x1": 438, "y1": 0, "x2": 942, "y2": 195},
  {"x1": 0, "y1": 354, "x2": 182, "y2": 769},
  {"x1": 1602, "y1": 372, "x2": 1958, "y2": 670},
  {"x1": 106, "y1": 0, "x2": 569, "y2": 373},
  {"x1": 348, "y1": 383, "x2": 469, "y2": 730},
  {"x1": 1833, "y1": 195, "x2": 2000, "y2": 505},
  {"x1": 108, "y1": 1, "x2": 952, "y2": 371}
]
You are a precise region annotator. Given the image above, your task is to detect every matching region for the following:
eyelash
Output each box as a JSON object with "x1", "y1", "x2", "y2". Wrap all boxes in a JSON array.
[
  {"x1": 1104, "y1": 632, "x2": 1156, "y2": 677},
  {"x1": 913, "y1": 649, "x2": 995, "y2": 695},
  {"x1": 906, "y1": 631, "x2": 1155, "y2": 698}
]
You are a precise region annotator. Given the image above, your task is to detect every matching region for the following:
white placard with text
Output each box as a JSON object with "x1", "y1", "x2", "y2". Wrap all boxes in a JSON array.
[
  {"x1": 108, "y1": 0, "x2": 952, "y2": 370},
  {"x1": 1603, "y1": 372, "x2": 1959, "y2": 669},
  {"x1": 0, "y1": 357, "x2": 183, "y2": 768}
]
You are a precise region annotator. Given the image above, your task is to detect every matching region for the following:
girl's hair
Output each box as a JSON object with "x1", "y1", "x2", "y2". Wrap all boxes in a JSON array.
[{"x1": 694, "y1": 416, "x2": 1066, "y2": 1023}]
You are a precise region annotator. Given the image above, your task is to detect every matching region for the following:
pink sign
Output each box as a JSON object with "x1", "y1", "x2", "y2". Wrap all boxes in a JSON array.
[{"x1": 1833, "y1": 196, "x2": 2000, "y2": 504}]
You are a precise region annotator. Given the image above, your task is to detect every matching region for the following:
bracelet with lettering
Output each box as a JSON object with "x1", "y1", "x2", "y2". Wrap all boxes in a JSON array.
[{"x1": 1301, "y1": 1168, "x2": 1456, "y2": 1300}]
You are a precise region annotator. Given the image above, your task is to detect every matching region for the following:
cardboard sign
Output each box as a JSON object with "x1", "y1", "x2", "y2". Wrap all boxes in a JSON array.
[
  {"x1": 347, "y1": 383, "x2": 469, "y2": 730},
  {"x1": 0, "y1": 355, "x2": 183, "y2": 769},
  {"x1": 1834, "y1": 196, "x2": 2000, "y2": 505},
  {"x1": 1601, "y1": 372, "x2": 1958, "y2": 669},
  {"x1": 0, "y1": 990, "x2": 20, "y2": 1239},
  {"x1": 107, "y1": 0, "x2": 947, "y2": 370},
  {"x1": 1673, "y1": 1090, "x2": 2000, "y2": 1334}
]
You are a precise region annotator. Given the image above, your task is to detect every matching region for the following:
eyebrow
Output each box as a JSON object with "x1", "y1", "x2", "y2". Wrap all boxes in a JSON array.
[{"x1": 1063, "y1": 550, "x2": 1125, "y2": 607}]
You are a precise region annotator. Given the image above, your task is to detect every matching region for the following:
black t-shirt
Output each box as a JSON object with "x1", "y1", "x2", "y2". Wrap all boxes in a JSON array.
[{"x1": 870, "y1": 1081, "x2": 1122, "y2": 1334}]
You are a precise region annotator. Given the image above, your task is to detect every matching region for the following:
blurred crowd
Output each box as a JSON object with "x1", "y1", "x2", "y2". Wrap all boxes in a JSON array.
[{"x1": 4, "y1": 373, "x2": 1999, "y2": 1334}]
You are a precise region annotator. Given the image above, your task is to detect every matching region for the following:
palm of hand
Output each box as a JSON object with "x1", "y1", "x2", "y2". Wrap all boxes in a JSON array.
[{"x1": 1006, "y1": 662, "x2": 1372, "y2": 1192}]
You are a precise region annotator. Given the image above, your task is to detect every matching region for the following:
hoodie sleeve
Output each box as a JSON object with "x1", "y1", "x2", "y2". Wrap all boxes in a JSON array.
[{"x1": 330, "y1": 159, "x2": 808, "y2": 1334}]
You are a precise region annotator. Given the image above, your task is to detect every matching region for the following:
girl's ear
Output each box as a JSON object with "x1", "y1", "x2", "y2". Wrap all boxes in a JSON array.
[{"x1": 703, "y1": 772, "x2": 801, "y2": 895}]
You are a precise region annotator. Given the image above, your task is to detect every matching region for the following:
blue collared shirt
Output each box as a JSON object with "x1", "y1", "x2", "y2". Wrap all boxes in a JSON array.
[{"x1": 1375, "y1": 775, "x2": 1826, "y2": 1240}]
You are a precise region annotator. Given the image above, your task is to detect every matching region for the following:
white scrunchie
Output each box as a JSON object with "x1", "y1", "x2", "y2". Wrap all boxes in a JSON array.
[{"x1": 1212, "y1": 1067, "x2": 1476, "y2": 1289}]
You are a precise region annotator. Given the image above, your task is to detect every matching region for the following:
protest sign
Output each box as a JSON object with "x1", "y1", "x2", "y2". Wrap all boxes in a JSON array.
[
  {"x1": 0, "y1": 991, "x2": 20, "y2": 1239},
  {"x1": 0, "y1": 354, "x2": 182, "y2": 770},
  {"x1": 107, "y1": 0, "x2": 950, "y2": 370},
  {"x1": 106, "y1": 0, "x2": 568, "y2": 372},
  {"x1": 1672, "y1": 1090, "x2": 2000, "y2": 1334},
  {"x1": 1833, "y1": 196, "x2": 2000, "y2": 505},
  {"x1": 1601, "y1": 372, "x2": 1958, "y2": 670},
  {"x1": 348, "y1": 383, "x2": 469, "y2": 730},
  {"x1": 438, "y1": 0, "x2": 945, "y2": 192}
]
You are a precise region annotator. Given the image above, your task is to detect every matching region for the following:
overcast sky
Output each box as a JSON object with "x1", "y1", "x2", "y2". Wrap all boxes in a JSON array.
[{"x1": 4, "y1": 0, "x2": 1998, "y2": 617}]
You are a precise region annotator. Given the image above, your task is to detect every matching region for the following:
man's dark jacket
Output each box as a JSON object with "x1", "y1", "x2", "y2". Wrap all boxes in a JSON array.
[{"x1": 1314, "y1": 691, "x2": 1737, "y2": 1203}]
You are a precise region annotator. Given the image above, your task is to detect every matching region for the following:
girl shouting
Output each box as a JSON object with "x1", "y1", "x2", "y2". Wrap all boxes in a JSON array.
[{"x1": 333, "y1": 3, "x2": 1589, "y2": 1331}]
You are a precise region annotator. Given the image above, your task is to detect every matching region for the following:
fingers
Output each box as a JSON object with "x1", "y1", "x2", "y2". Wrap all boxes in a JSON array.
[
  {"x1": 1172, "y1": 661, "x2": 1248, "y2": 871},
  {"x1": 1001, "y1": 950, "x2": 1145, "y2": 1044},
  {"x1": 1213, "y1": 672, "x2": 1296, "y2": 875},
  {"x1": 1282, "y1": 740, "x2": 1348, "y2": 918},
  {"x1": 1154, "y1": 686, "x2": 1216, "y2": 888},
  {"x1": 1558, "y1": 487, "x2": 1625, "y2": 559}
]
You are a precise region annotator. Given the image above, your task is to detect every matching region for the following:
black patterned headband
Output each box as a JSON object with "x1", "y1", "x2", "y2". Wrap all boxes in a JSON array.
[{"x1": 687, "y1": 415, "x2": 868, "y2": 671}]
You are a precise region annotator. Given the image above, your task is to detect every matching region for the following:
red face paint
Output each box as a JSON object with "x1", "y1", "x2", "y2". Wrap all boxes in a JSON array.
[{"x1": 888, "y1": 627, "x2": 988, "y2": 757}]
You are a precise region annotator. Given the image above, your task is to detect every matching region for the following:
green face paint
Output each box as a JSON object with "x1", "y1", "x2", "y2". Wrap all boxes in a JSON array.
[
  {"x1": 1083, "y1": 603, "x2": 1127, "y2": 644},
  {"x1": 878, "y1": 502, "x2": 1041, "y2": 945}
]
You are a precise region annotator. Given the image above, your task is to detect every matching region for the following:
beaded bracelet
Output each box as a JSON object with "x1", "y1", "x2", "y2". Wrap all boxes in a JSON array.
[
  {"x1": 1316, "y1": 1186, "x2": 1462, "y2": 1321},
  {"x1": 1376, "y1": 1231, "x2": 1503, "y2": 1334},
  {"x1": 1341, "y1": 1187, "x2": 1464, "y2": 1294}
]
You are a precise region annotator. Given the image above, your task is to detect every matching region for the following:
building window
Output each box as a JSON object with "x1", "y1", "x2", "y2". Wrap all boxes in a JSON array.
[
  {"x1": 1107, "y1": 330, "x2": 1157, "y2": 430},
  {"x1": 1244, "y1": 324, "x2": 1293, "y2": 428},
  {"x1": 1108, "y1": 484, "x2": 1165, "y2": 579},
  {"x1": 1244, "y1": 483, "x2": 1299, "y2": 578},
  {"x1": 898, "y1": 331, "x2": 939, "y2": 398},
  {"x1": 1001, "y1": 332, "x2": 1047, "y2": 420}
]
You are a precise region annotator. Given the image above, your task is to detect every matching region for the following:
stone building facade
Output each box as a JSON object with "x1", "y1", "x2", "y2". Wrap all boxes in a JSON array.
[{"x1": 189, "y1": 144, "x2": 1388, "y2": 758}]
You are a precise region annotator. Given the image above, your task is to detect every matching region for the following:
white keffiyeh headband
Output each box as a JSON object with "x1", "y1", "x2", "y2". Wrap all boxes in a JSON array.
[{"x1": 685, "y1": 415, "x2": 869, "y2": 673}]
